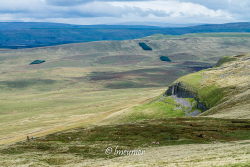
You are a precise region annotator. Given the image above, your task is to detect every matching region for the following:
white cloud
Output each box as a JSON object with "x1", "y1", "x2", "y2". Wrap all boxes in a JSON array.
[{"x1": 109, "y1": 1, "x2": 232, "y2": 18}]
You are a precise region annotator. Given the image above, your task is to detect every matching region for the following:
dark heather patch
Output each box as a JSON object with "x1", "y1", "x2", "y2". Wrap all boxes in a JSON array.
[{"x1": 0, "y1": 79, "x2": 56, "y2": 88}]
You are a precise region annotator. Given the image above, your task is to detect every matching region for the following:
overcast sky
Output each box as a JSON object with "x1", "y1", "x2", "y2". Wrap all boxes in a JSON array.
[{"x1": 0, "y1": 0, "x2": 249, "y2": 25}]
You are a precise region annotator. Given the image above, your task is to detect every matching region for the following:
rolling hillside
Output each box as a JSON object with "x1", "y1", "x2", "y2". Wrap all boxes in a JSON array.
[
  {"x1": 0, "y1": 53, "x2": 249, "y2": 167},
  {"x1": 1, "y1": 33, "x2": 250, "y2": 145},
  {"x1": 1, "y1": 22, "x2": 250, "y2": 48},
  {"x1": 165, "y1": 54, "x2": 250, "y2": 118}
]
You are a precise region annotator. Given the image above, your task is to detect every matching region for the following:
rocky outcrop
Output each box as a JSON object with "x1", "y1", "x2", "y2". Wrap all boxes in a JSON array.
[
  {"x1": 166, "y1": 82, "x2": 196, "y2": 98},
  {"x1": 165, "y1": 82, "x2": 208, "y2": 112}
]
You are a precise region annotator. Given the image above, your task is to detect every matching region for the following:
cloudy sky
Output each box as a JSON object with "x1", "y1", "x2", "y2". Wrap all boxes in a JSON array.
[{"x1": 0, "y1": 0, "x2": 249, "y2": 25}]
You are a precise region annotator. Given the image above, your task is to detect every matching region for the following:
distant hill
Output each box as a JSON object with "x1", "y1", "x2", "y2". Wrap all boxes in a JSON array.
[{"x1": 1, "y1": 22, "x2": 250, "y2": 48}]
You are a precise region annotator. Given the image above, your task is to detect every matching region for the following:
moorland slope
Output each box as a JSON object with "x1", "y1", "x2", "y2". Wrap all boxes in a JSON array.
[
  {"x1": 166, "y1": 54, "x2": 250, "y2": 118},
  {"x1": 0, "y1": 56, "x2": 249, "y2": 167},
  {"x1": 1, "y1": 33, "x2": 250, "y2": 144}
]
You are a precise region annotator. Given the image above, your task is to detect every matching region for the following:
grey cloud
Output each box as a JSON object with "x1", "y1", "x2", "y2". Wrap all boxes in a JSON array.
[
  {"x1": 0, "y1": 0, "x2": 170, "y2": 19},
  {"x1": 0, "y1": 0, "x2": 248, "y2": 25},
  {"x1": 180, "y1": 0, "x2": 230, "y2": 9},
  {"x1": 181, "y1": 0, "x2": 250, "y2": 14},
  {"x1": 46, "y1": 0, "x2": 91, "y2": 6},
  {"x1": 46, "y1": 0, "x2": 149, "y2": 6},
  {"x1": 179, "y1": 0, "x2": 250, "y2": 21}
]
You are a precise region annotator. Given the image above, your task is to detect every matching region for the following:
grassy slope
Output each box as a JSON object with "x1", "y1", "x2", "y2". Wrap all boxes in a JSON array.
[
  {"x1": 103, "y1": 96, "x2": 184, "y2": 124},
  {"x1": 173, "y1": 54, "x2": 250, "y2": 118},
  {"x1": 0, "y1": 34, "x2": 249, "y2": 166},
  {"x1": 144, "y1": 32, "x2": 250, "y2": 40},
  {"x1": 0, "y1": 118, "x2": 249, "y2": 167},
  {"x1": 1, "y1": 33, "x2": 250, "y2": 144}
]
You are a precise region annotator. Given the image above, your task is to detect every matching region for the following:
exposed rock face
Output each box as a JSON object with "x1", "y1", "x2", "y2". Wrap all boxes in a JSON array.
[
  {"x1": 166, "y1": 82, "x2": 196, "y2": 98},
  {"x1": 196, "y1": 102, "x2": 208, "y2": 112},
  {"x1": 165, "y1": 82, "x2": 208, "y2": 112}
]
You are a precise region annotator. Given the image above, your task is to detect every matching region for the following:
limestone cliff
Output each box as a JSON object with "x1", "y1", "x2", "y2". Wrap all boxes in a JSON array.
[
  {"x1": 165, "y1": 82, "x2": 208, "y2": 111},
  {"x1": 165, "y1": 54, "x2": 250, "y2": 118}
]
